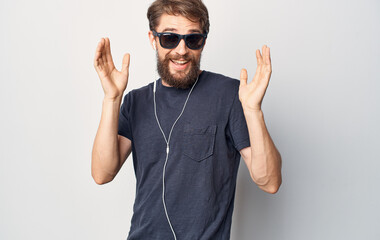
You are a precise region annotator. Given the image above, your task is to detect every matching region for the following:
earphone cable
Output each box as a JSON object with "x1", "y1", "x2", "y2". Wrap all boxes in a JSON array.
[{"x1": 153, "y1": 76, "x2": 199, "y2": 240}]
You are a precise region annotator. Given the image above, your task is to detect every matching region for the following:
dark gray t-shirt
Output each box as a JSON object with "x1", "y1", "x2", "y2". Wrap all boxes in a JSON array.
[{"x1": 118, "y1": 70, "x2": 250, "y2": 240}]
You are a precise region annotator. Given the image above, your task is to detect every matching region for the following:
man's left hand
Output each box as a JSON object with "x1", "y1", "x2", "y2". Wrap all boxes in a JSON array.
[{"x1": 239, "y1": 45, "x2": 272, "y2": 112}]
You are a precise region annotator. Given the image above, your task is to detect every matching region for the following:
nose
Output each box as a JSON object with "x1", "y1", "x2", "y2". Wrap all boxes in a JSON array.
[{"x1": 174, "y1": 39, "x2": 189, "y2": 55}]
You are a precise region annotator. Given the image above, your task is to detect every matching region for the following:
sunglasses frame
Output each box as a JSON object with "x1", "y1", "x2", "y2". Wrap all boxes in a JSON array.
[{"x1": 152, "y1": 30, "x2": 208, "y2": 50}]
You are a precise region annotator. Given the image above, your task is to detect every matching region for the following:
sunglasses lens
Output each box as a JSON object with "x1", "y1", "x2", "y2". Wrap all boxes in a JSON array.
[
  {"x1": 160, "y1": 34, "x2": 180, "y2": 49},
  {"x1": 157, "y1": 32, "x2": 206, "y2": 49},
  {"x1": 186, "y1": 34, "x2": 205, "y2": 49}
]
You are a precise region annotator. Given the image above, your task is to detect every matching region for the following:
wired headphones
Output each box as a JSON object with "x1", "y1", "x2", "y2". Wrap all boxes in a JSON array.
[
  {"x1": 153, "y1": 76, "x2": 199, "y2": 240},
  {"x1": 153, "y1": 40, "x2": 157, "y2": 50}
]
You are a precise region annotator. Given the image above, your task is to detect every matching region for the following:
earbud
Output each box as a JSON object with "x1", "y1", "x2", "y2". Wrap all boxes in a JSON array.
[{"x1": 153, "y1": 40, "x2": 157, "y2": 50}]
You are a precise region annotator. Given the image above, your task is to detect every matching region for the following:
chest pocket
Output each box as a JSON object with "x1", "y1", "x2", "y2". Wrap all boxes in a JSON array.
[{"x1": 183, "y1": 124, "x2": 217, "y2": 162}]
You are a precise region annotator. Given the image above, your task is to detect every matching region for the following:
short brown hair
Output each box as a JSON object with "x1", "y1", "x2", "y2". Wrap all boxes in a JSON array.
[{"x1": 147, "y1": 0, "x2": 210, "y2": 34}]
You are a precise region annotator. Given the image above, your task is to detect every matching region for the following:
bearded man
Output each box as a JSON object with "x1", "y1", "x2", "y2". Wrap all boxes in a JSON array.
[{"x1": 91, "y1": 0, "x2": 282, "y2": 239}]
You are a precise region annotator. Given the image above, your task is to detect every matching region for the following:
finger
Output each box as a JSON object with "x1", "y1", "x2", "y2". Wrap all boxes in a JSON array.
[
  {"x1": 98, "y1": 56, "x2": 104, "y2": 68},
  {"x1": 100, "y1": 38, "x2": 108, "y2": 64},
  {"x1": 265, "y1": 46, "x2": 271, "y2": 65},
  {"x1": 252, "y1": 64, "x2": 262, "y2": 84},
  {"x1": 121, "y1": 53, "x2": 130, "y2": 74},
  {"x1": 94, "y1": 57, "x2": 105, "y2": 74},
  {"x1": 94, "y1": 38, "x2": 103, "y2": 56},
  {"x1": 264, "y1": 46, "x2": 272, "y2": 73},
  {"x1": 256, "y1": 49, "x2": 263, "y2": 65},
  {"x1": 262, "y1": 45, "x2": 266, "y2": 62},
  {"x1": 240, "y1": 68, "x2": 248, "y2": 86},
  {"x1": 105, "y1": 37, "x2": 114, "y2": 64},
  {"x1": 94, "y1": 38, "x2": 104, "y2": 67}
]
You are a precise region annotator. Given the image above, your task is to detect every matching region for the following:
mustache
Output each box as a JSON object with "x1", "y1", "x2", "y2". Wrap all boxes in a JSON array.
[{"x1": 166, "y1": 53, "x2": 192, "y2": 61}]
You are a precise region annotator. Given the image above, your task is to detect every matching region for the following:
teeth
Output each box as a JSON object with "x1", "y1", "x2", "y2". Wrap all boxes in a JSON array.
[{"x1": 172, "y1": 60, "x2": 188, "y2": 64}]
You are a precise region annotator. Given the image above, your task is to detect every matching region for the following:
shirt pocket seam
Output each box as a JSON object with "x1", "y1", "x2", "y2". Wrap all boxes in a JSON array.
[{"x1": 182, "y1": 125, "x2": 217, "y2": 162}]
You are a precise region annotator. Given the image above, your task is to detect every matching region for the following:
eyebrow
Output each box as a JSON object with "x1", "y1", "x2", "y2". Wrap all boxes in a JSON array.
[{"x1": 161, "y1": 28, "x2": 202, "y2": 33}]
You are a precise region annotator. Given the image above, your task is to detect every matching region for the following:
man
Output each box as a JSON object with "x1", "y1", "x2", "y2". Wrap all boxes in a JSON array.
[{"x1": 92, "y1": 0, "x2": 282, "y2": 239}]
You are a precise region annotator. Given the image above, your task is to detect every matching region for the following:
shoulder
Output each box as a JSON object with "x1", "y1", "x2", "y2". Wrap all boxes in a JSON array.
[
  {"x1": 123, "y1": 82, "x2": 154, "y2": 102},
  {"x1": 201, "y1": 70, "x2": 240, "y2": 91},
  {"x1": 128, "y1": 82, "x2": 153, "y2": 97},
  {"x1": 200, "y1": 70, "x2": 240, "y2": 97},
  {"x1": 120, "y1": 82, "x2": 154, "y2": 112}
]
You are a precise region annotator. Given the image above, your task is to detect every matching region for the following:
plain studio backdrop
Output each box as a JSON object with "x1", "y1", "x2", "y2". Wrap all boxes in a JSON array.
[{"x1": 1, "y1": 0, "x2": 379, "y2": 239}]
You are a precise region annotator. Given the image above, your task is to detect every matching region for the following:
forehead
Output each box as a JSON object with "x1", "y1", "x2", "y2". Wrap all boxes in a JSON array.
[{"x1": 156, "y1": 13, "x2": 202, "y2": 33}]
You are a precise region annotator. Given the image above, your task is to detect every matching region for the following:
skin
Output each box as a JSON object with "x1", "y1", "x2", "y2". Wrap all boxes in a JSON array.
[
  {"x1": 239, "y1": 46, "x2": 282, "y2": 193},
  {"x1": 92, "y1": 37, "x2": 131, "y2": 184},
  {"x1": 148, "y1": 14, "x2": 204, "y2": 86},
  {"x1": 91, "y1": 14, "x2": 282, "y2": 194}
]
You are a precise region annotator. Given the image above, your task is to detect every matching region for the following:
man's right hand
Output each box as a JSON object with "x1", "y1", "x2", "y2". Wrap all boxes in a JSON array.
[{"x1": 94, "y1": 37, "x2": 130, "y2": 100}]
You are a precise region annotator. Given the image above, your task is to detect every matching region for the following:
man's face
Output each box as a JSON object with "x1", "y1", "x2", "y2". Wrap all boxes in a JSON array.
[{"x1": 150, "y1": 14, "x2": 205, "y2": 89}]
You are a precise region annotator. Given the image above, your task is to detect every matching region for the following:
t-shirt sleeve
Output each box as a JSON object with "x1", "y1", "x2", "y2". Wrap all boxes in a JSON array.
[
  {"x1": 228, "y1": 92, "x2": 250, "y2": 151},
  {"x1": 118, "y1": 92, "x2": 133, "y2": 141}
]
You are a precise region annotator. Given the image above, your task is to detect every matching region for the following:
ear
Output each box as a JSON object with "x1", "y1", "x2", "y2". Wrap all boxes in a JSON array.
[{"x1": 148, "y1": 31, "x2": 156, "y2": 50}]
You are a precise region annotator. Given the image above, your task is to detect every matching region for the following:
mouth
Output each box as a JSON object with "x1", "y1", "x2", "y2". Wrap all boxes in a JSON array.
[{"x1": 170, "y1": 59, "x2": 190, "y2": 70}]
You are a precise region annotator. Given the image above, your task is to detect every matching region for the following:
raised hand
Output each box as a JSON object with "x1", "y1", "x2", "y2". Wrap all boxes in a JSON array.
[
  {"x1": 94, "y1": 37, "x2": 130, "y2": 100},
  {"x1": 239, "y1": 45, "x2": 272, "y2": 112}
]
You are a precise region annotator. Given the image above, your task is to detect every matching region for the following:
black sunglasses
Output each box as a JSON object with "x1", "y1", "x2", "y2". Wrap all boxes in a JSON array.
[{"x1": 152, "y1": 30, "x2": 207, "y2": 50}]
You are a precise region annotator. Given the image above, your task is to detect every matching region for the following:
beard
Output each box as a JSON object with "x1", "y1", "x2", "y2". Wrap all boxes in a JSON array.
[{"x1": 156, "y1": 52, "x2": 201, "y2": 89}]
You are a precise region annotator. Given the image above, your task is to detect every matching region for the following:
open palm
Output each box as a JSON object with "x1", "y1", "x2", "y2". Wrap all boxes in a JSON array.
[
  {"x1": 239, "y1": 45, "x2": 272, "y2": 112},
  {"x1": 94, "y1": 37, "x2": 130, "y2": 100}
]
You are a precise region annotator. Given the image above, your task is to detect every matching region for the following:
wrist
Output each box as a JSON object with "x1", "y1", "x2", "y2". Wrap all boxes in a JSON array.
[
  {"x1": 242, "y1": 105, "x2": 263, "y2": 115},
  {"x1": 103, "y1": 95, "x2": 123, "y2": 103}
]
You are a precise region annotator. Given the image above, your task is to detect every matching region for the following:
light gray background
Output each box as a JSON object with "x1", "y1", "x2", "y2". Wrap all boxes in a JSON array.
[{"x1": 1, "y1": 0, "x2": 379, "y2": 239}]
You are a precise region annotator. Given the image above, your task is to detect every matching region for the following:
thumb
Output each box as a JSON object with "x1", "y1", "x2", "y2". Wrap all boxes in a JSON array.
[
  {"x1": 121, "y1": 53, "x2": 130, "y2": 74},
  {"x1": 240, "y1": 68, "x2": 248, "y2": 86}
]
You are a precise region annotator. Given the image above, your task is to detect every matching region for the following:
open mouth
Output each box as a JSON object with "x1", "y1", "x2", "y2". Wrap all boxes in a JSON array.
[
  {"x1": 170, "y1": 59, "x2": 190, "y2": 70},
  {"x1": 171, "y1": 59, "x2": 189, "y2": 65}
]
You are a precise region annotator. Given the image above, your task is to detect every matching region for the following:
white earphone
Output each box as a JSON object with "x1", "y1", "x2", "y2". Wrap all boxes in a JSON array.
[
  {"x1": 153, "y1": 76, "x2": 199, "y2": 240},
  {"x1": 153, "y1": 40, "x2": 157, "y2": 50}
]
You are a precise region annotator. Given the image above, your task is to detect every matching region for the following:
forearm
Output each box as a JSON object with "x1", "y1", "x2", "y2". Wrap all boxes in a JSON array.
[
  {"x1": 91, "y1": 96, "x2": 123, "y2": 184},
  {"x1": 243, "y1": 109, "x2": 282, "y2": 193}
]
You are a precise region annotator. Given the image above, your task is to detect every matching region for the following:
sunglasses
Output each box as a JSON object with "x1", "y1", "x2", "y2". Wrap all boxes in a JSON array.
[{"x1": 152, "y1": 30, "x2": 208, "y2": 50}]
